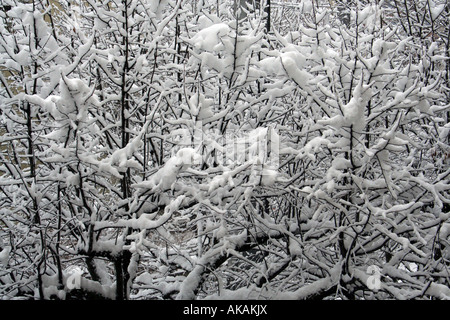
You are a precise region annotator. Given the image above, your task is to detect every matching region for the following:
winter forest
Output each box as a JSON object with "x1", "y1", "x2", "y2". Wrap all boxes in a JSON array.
[{"x1": 0, "y1": 0, "x2": 449, "y2": 300}]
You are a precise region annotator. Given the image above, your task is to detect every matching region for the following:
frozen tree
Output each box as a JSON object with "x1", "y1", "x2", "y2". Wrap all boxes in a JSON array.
[
  {"x1": 0, "y1": 0, "x2": 76, "y2": 298},
  {"x1": 0, "y1": 0, "x2": 449, "y2": 300},
  {"x1": 248, "y1": 0, "x2": 450, "y2": 299}
]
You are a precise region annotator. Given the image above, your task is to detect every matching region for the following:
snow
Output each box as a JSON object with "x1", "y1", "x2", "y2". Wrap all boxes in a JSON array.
[
  {"x1": 0, "y1": 0, "x2": 448, "y2": 302},
  {"x1": 430, "y1": 2, "x2": 446, "y2": 20},
  {"x1": 275, "y1": 267, "x2": 338, "y2": 299},
  {"x1": 208, "y1": 170, "x2": 233, "y2": 193},
  {"x1": 109, "y1": 135, "x2": 144, "y2": 170},
  {"x1": 204, "y1": 287, "x2": 253, "y2": 300},
  {"x1": 188, "y1": 93, "x2": 214, "y2": 120},
  {"x1": 426, "y1": 283, "x2": 450, "y2": 300},
  {"x1": 261, "y1": 168, "x2": 278, "y2": 186},
  {"x1": 440, "y1": 223, "x2": 450, "y2": 240},
  {"x1": 97, "y1": 195, "x2": 186, "y2": 231},
  {"x1": 176, "y1": 265, "x2": 204, "y2": 300},
  {"x1": 258, "y1": 57, "x2": 284, "y2": 76},
  {"x1": 299, "y1": 136, "x2": 331, "y2": 161},
  {"x1": 340, "y1": 79, "x2": 371, "y2": 131},
  {"x1": 0, "y1": 246, "x2": 10, "y2": 265},
  {"x1": 191, "y1": 23, "x2": 230, "y2": 52},
  {"x1": 133, "y1": 148, "x2": 201, "y2": 192},
  {"x1": 289, "y1": 239, "x2": 302, "y2": 256},
  {"x1": 214, "y1": 219, "x2": 227, "y2": 239},
  {"x1": 281, "y1": 52, "x2": 312, "y2": 86},
  {"x1": 358, "y1": 5, "x2": 374, "y2": 24}
]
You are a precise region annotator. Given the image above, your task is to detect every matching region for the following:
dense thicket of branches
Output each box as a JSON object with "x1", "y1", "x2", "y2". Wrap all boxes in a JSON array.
[{"x1": 0, "y1": 0, "x2": 449, "y2": 300}]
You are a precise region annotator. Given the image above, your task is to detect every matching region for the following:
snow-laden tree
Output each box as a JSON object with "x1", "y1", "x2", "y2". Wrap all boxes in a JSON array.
[
  {"x1": 0, "y1": 0, "x2": 191, "y2": 299},
  {"x1": 245, "y1": 0, "x2": 450, "y2": 299},
  {"x1": 0, "y1": 0, "x2": 449, "y2": 300}
]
